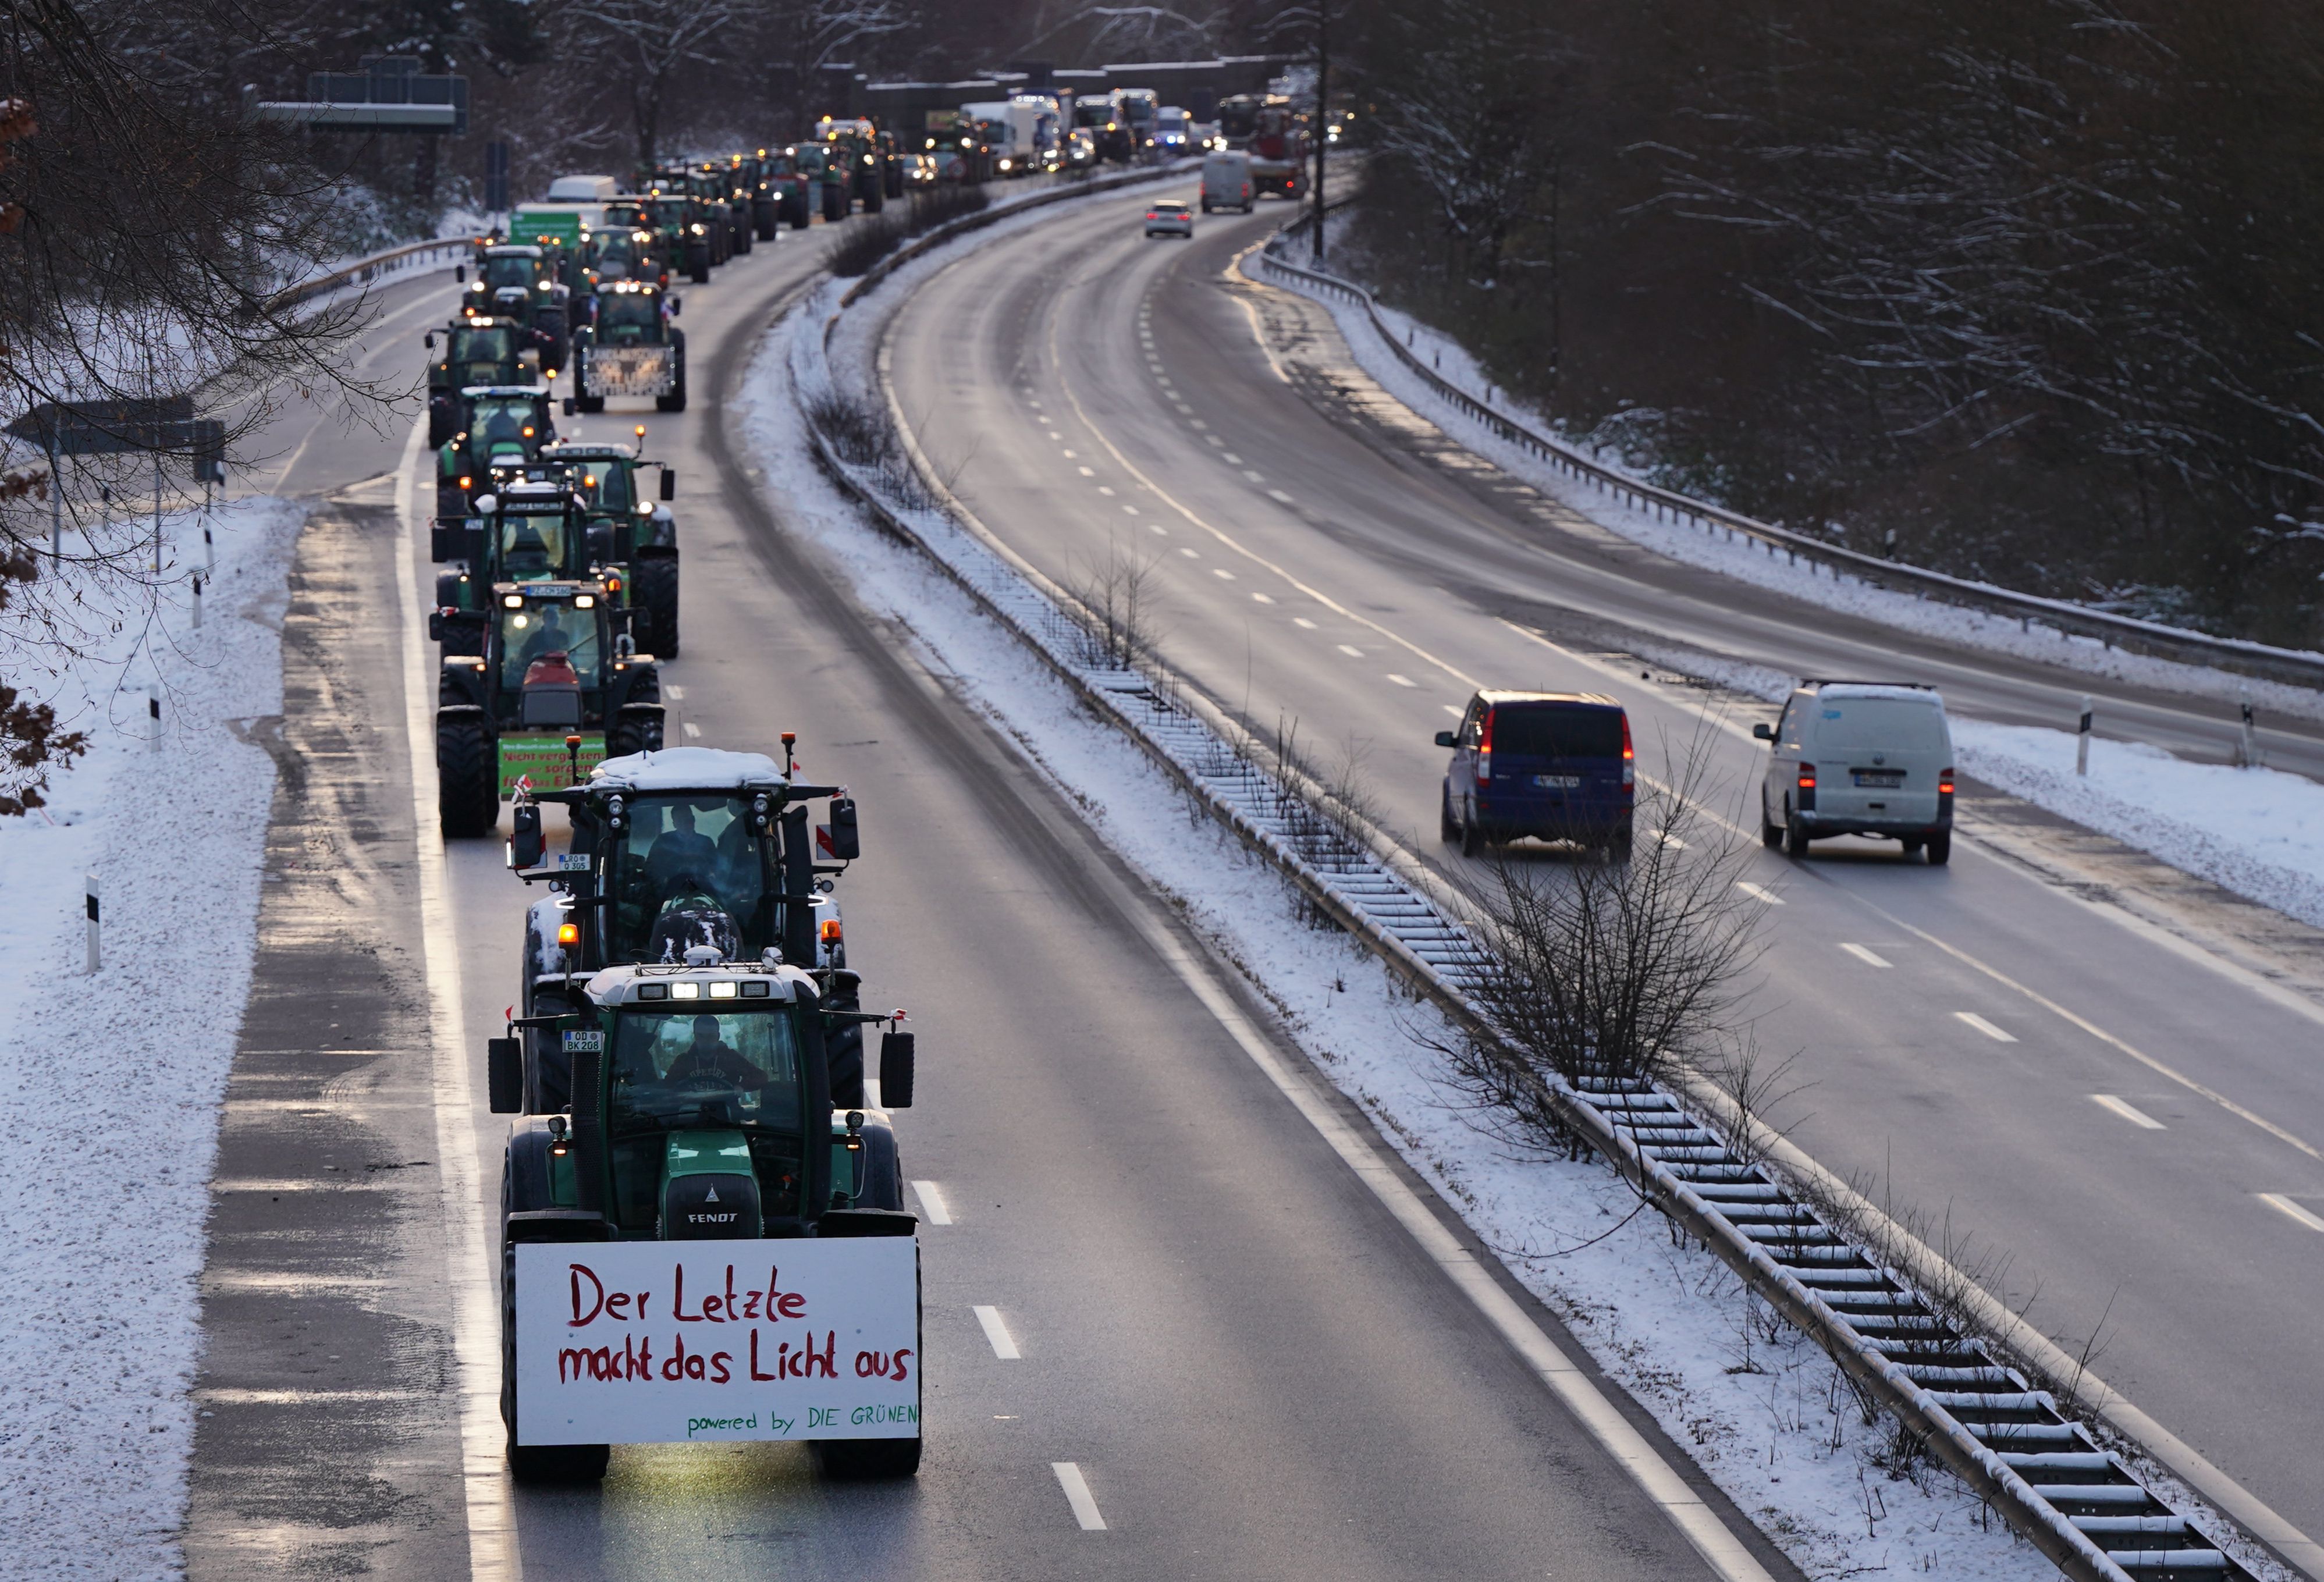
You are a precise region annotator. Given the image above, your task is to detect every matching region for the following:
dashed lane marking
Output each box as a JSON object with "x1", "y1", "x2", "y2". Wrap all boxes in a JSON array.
[
  {"x1": 1053, "y1": 1462, "x2": 1108, "y2": 1530},
  {"x1": 1840, "y1": 943, "x2": 1892, "y2": 968},
  {"x1": 1956, "y1": 1012, "x2": 2018, "y2": 1043},
  {"x1": 972, "y1": 1305, "x2": 1021, "y2": 1359},
  {"x1": 2091, "y1": 1094, "x2": 2166, "y2": 1130},
  {"x1": 1736, "y1": 883, "x2": 1784, "y2": 905},
  {"x1": 2259, "y1": 1193, "x2": 2324, "y2": 1234},
  {"x1": 910, "y1": 1180, "x2": 953, "y2": 1224}
]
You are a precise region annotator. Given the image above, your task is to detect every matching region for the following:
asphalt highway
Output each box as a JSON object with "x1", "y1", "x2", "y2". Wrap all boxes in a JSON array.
[
  {"x1": 184, "y1": 204, "x2": 1799, "y2": 1579},
  {"x1": 882, "y1": 182, "x2": 2324, "y2": 1557}
]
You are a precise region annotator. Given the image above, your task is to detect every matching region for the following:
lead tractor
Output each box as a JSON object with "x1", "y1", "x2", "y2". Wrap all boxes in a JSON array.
[{"x1": 432, "y1": 578, "x2": 662, "y2": 837}]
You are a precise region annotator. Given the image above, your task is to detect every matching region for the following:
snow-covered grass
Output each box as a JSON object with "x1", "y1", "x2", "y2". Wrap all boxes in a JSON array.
[
  {"x1": 0, "y1": 496, "x2": 300, "y2": 1579},
  {"x1": 748, "y1": 279, "x2": 2071, "y2": 1581},
  {"x1": 1257, "y1": 250, "x2": 2324, "y2": 730}
]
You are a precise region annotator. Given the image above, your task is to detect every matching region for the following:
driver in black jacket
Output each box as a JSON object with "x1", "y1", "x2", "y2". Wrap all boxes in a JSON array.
[{"x1": 668, "y1": 1014, "x2": 771, "y2": 1091}]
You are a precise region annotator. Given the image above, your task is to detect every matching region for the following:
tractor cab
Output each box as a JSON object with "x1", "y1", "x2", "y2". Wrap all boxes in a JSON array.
[
  {"x1": 467, "y1": 245, "x2": 571, "y2": 373},
  {"x1": 509, "y1": 746, "x2": 870, "y2": 1100},
  {"x1": 538, "y1": 440, "x2": 681, "y2": 653},
  {"x1": 435, "y1": 386, "x2": 557, "y2": 527},
  {"x1": 592, "y1": 281, "x2": 671, "y2": 346},
  {"x1": 426, "y1": 320, "x2": 533, "y2": 446},
  {"x1": 587, "y1": 212, "x2": 670, "y2": 288}
]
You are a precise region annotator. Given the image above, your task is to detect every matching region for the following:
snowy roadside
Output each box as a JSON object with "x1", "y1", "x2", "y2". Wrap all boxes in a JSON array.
[
  {"x1": 1255, "y1": 250, "x2": 2324, "y2": 731},
  {"x1": 746, "y1": 278, "x2": 2074, "y2": 1581},
  {"x1": 0, "y1": 497, "x2": 301, "y2": 1579}
]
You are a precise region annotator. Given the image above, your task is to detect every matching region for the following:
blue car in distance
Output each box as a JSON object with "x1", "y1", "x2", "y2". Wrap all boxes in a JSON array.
[{"x1": 1437, "y1": 691, "x2": 1634, "y2": 856}]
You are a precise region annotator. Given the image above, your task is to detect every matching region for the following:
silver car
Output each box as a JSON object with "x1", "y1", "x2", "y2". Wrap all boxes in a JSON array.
[{"x1": 1143, "y1": 200, "x2": 1193, "y2": 239}]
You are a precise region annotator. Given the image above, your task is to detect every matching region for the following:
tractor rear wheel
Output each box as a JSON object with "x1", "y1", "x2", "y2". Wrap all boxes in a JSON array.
[
  {"x1": 436, "y1": 716, "x2": 498, "y2": 837},
  {"x1": 609, "y1": 706, "x2": 664, "y2": 758},
  {"x1": 814, "y1": 1437, "x2": 921, "y2": 1480},
  {"x1": 632, "y1": 557, "x2": 680, "y2": 656}
]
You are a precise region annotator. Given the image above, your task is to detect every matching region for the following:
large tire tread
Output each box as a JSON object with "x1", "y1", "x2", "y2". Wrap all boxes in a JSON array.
[{"x1": 437, "y1": 716, "x2": 498, "y2": 837}]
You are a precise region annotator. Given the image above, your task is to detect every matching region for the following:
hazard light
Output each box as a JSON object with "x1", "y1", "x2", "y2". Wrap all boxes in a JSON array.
[{"x1": 557, "y1": 922, "x2": 580, "y2": 945}]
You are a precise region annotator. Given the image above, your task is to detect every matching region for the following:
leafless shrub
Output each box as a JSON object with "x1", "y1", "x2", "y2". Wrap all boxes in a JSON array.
[
  {"x1": 1433, "y1": 724, "x2": 1768, "y2": 1144},
  {"x1": 1060, "y1": 539, "x2": 1167, "y2": 671},
  {"x1": 805, "y1": 387, "x2": 936, "y2": 511}
]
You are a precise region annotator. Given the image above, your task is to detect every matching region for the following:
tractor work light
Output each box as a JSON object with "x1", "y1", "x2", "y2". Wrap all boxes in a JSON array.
[
  {"x1": 557, "y1": 922, "x2": 580, "y2": 945},
  {"x1": 639, "y1": 982, "x2": 668, "y2": 1000},
  {"x1": 741, "y1": 980, "x2": 770, "y2": 998},
  {"x1": 503, "y1": 594, "x2": 524, "y2": 608},
  {"x1": 709, "y1": 981, "x2": 737, "y2": 999},
  {"x1": 671, "y1": 982, "x2": 701, "y2": 1000},
  {"x1": 574, "y1": 595, "x2": 595, "y2": 609}
]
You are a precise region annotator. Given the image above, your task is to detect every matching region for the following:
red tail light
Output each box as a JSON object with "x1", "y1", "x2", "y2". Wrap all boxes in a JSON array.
[
  {"x1": 1477, "y1": 706, "x2": 1494, "y2": 781},
  {"x1": 1620, "y1": 713, "x2": 1635, "y2": 788},
  {"x1": 1797, "y1": 764, "x2": 1817, "y2": 791},
  {"x1": 1939, "y1": 768, "x2": 1955, "y2": 795}
]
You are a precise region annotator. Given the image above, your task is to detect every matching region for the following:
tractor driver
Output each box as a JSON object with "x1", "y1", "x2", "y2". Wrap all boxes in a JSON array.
[
  {"x1": 646, "y1": 802, "x2": 719, "y2": 899},
  {"x1": 514, "y1": 603, "x2": 576, "y2": 669},
  {"x1": 667, "y1": 1014, "x2": 772, "y2": 1092}
]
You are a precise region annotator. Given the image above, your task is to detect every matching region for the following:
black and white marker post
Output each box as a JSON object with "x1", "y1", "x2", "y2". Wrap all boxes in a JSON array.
[
  {"x1": 85, "y1": 874, "x2": 100, "y2": 973},
  {"x1": 2076, "y1": 694, "x2": 2094, "y2": 776}
]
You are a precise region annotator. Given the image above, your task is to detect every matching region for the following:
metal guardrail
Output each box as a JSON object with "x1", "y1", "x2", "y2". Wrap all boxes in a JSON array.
[
  {"x1": 267, "y1": 234, "x2": 472, "y2": 315},
  {"x1": 792, "y1": 194, "x2": 2286, "y2": 1582},
  {"x1": 1257, "y1": 222, "x2": 2324, "y2": 694}
]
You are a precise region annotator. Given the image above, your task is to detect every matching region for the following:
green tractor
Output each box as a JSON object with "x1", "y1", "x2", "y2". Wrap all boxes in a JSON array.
[
  {"x1": 756, "y1": 148, "x2": 816, "y2": 230},
  {"x1": 434, "y1": 386, "x2": 559, "y2": 531},
  {"x1": 542, "y1": 440, "x2": 680, "y2": 656},
  {"x1": 465, "y1": 243, "x2": 573, "y2": 374},
  {"x1": 790, "y1": 140, "x2": 851, "y2": 225},
  {"x1": 432, "y1": 578, "x2": 663, "y2": 836},
  {"x1": 583, "y1": 208, "x2": 673, "y2": 290},
  {"x1": 731, "y1": 150, "x2": 785, "y2": 240},
  {"x1": 815, "y1": 117, "x2": 887, "y2": 214},
  {"x1": 566, "y1": 279, "x2": 687, "y2": 415},
  {"x1": 694, "y1": 159, "x2": 756, "y2": 255},
  {"x1": 425, "y1": 319, "x2": 536, "y2": 448}
]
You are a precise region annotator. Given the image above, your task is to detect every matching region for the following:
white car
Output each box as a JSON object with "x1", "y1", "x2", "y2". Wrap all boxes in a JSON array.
[
  {"x1": 1144, "y1": 200, "x2": 1193, "y2": 239},
  {"x1": 1755, "y1": 681, "x2": 1956, "y2": 862}
]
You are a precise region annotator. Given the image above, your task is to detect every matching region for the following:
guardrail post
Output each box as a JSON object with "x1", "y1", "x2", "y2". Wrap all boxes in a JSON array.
[{"x1": 2077, "y1": 695, "x2": 2094, "y2": 776}]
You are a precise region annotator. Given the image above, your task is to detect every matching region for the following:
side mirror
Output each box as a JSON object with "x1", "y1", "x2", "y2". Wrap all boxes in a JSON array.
[
  {"x1": 669, "y1": 296, "x2": 681, "y2": 317},
  {"x1": 563, "y1": 396, "x2": 577, "y2": 416},
  {"x1": 818, "y1": 795, "x2": 861, "y2": 861},
  {"x1": 455, "y1": 264, "x2": 467, "y2": 283},
  {"x1": 1753, "y1": 722, "x2": 1776, "y2": 741},
  {"x1": 487, "y1": 1037, "x2": 523, "y2": 1112},
  {"x1": 425, "y1": 330, "x2": 436, "y2": 350},
  {"x1": 659, "y1": 467, "x2": 676, "y2": 502},
  {"x1": 878, "y1": 1029, "x2": 915, "y2": 1108},
  {"x1": 511, "y1": 802, "x2": 545, "y2": 869},
  {"x1": 1434, "y1": 730, "x2": 1456, "y2": 748}
]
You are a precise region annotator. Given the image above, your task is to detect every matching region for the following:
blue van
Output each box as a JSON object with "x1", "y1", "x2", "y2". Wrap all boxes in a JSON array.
[{"x1": 1436, "y1": 691, "x2": 1634, "y2": 856}]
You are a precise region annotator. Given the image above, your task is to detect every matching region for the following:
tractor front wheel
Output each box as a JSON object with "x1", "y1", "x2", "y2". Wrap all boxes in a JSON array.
[
  {"x1": 436, "y1": 715, "x2": 498, "y2": 837},
  {"x1": 632, "y1": 557, "x2": 680, "y2": 656}
]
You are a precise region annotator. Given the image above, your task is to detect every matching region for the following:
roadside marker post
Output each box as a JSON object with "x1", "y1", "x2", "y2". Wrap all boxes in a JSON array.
[
  {"x1": 85, "y1": 875, "x2": 100, "y2": 973},
  {"x1": 2076, "y1": 694, "x2": 2093, "y2": 776},
  {"x1": 148, "y1": 685, "x2": 161, "y2": 753}
]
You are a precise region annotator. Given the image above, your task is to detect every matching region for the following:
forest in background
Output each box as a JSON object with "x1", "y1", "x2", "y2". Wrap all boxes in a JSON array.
[{"x1": 1343, "y1": 0, "x2": 2324, "y2": 644}]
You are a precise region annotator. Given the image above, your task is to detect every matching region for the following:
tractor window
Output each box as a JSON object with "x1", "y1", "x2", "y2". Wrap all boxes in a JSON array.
[
  {"x1": 605, "y1": 797, "x2": 771, "y2": 961},
  {"x1": 607, "y1": 1006, "x2": 808, "y2": 1229},
  {"x1": 484, "y1": 257, "x2": 536, "y2": 291},
  {"x1": 598, "y1": 293, "x2": 661, "y2": 337},
  {"x1": 470, "y1": 398, "x2": 541, "y2": 450},
  {"x1": 450, "y1": 327, "x2": 516, "y2": 365},
  {"x1": 649, "y1": 199, "x2": 688, "y2": 228},
  {"x1": 497, "y1": 509, "x2": 570, "y2": 579},
  {"x1": 573, "y1": 461, "x2": 635, "y2": 513},
  {"x1": 499, "y1": 600, "x2": 599, "y2": 691}
]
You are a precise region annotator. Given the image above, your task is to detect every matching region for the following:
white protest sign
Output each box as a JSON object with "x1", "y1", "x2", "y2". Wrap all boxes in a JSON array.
[
  {"x1": 513, "y1": 1238, "x2": 919, "y2": 1445},
  {"x1": 581, "y1": 344, "x2": 676, "y2": 397}
]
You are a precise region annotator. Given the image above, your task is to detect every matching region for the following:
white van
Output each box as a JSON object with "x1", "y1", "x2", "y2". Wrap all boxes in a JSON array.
[
  {"x1": 1201, "y1": 151, "x2": 1253, "y2": 214},
  {"x1": 544, "y1": 175, "x2": 619, "y2": 202},
  {"x1": 1756, "y1": 682, "x2": 1956, "y2": 863}
]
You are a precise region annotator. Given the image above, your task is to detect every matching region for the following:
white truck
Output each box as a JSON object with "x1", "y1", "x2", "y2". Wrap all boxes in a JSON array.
[{"x1": 961, "y1": 95, "x2": 1059, "y2": 176}]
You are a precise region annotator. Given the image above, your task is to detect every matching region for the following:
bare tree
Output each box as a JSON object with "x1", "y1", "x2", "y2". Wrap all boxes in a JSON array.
[{"x1": 561, "y1": 0, "x2": 746, "y2": 170}]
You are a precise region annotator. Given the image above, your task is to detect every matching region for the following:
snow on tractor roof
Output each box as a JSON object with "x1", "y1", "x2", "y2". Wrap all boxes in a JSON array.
[
  {"x1": 590, "y1": 745, "x2": 787, "y2": 794},
  {"x1": 584, "y1": 957, "x2": 816, "y2": 1006}
]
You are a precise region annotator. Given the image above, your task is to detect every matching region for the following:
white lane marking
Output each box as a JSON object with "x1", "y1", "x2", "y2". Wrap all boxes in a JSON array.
[
  {"x1": 1335, "y1": 644, "x2": 1364, "y2": 657},
  {"x1": 680, "y1": 721, "x2": 701, "y2": 740},
  {"x1": 1148, "y1": 523, "x2": 1170, "y2": 536},
  {"x1": 1251, "y1": 591, "x2": 1274, "y2": 603},
  {"x1": 1956, "y1": 1012, "x2": 2018, "y2": 1043},
  {"x1": 1387, "y1": 673, "x2": 1415, "y2": 688},
  {"x1": 1242, "y1": 470, "x2": 1266, "y2": 482},
  {"x1": 972, "y1": 1305, "x2": 1021, "y2": 1359},
  {"x1": 1076, "y1": 465, "x2": 1094, "y2": 476},
  {"x1": 1840, "y1": 943, "x2": 1892, "y2": 968},
  {"x1": 1052, "y1": 1462, "x2": 1108, "y2": 1530},
  {"x1": 1178, "y1": 547, "x2": 1200, "y2": 559},
  {"x1": 1062, "y1": 449, "x2": 1078, "y2": 458},
  {"x1": 1121, "y1": 504, "x2": 1140, "y2": 516},
  {"x1": 2259, "y1": 1193, "x2": 2324, "y2": 1235},
  {"x1": 1221, "y1": 451, "x2": 1242, "y2": 463},
  {"x1": 1294, "y1": 617, "x2": 1319, "y2": 630},
  {"x1": 1097, "y1": 486, "x2": 1116, "y2": 496},
  {"x1": 1267, "y1": 488, "x2": 1294, "y2": 504},
  {"x1": 663, "y1": 684, "x2": 685, "y2": 701},
  {"x1": 1443, "y1": 704, "x2": 1465, "y2": 717},
  {"x1": 2091, "y1": 1094, "x2": 2166, "y2": 1130},
  {"x1": 910, "y1": 1180, "x2": 953, "y2": 1224},
  {"x1": 1735, "y1": 883, "x2": 1784, "y2": 905},
  {"x1": 1212, "y1": 568, "x2": 1236, "y2": 580},
  {"x1": 1120, "y1": 888, "x2": 1776, "y2": 1580},
  {"x1": 393, "y1": 417, "x2": 519, "y2": 1582},
  {"x1": 1189, "y1": 420, "x2": 1207, "y2": 431}
]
